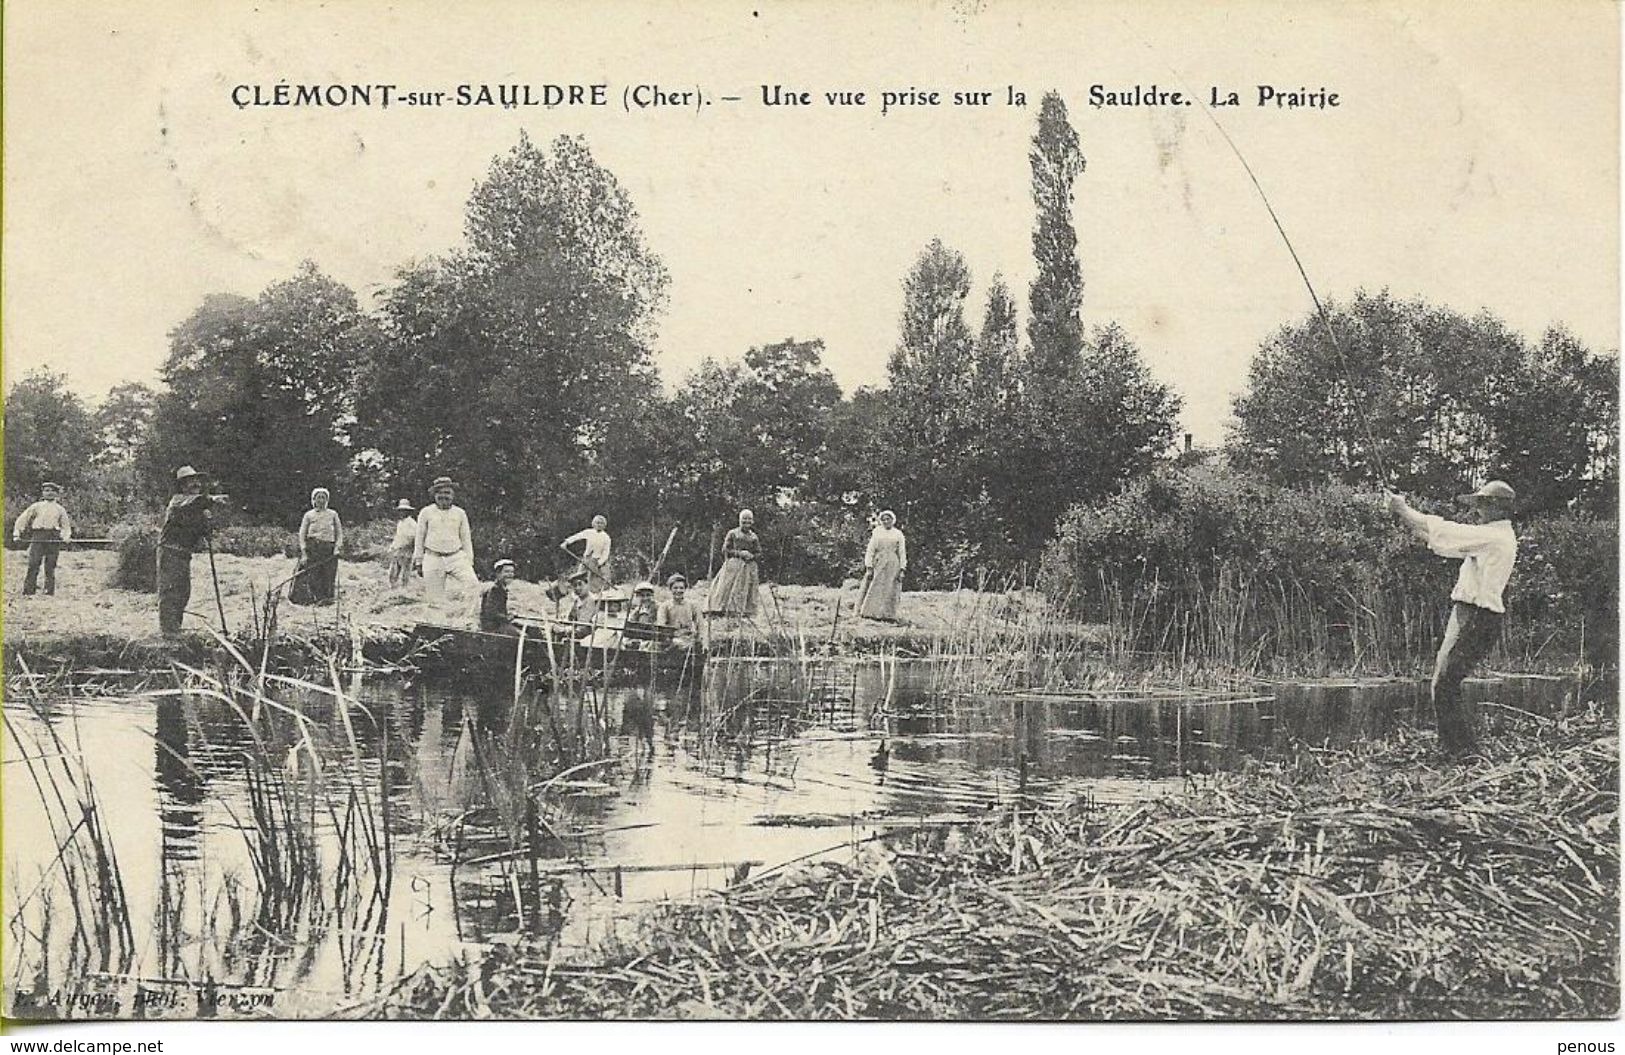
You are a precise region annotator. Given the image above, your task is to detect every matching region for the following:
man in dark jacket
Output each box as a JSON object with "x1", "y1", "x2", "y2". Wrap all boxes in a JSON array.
[{"x1": 157, "y1": 466, "x2": 220, "y2": 636}]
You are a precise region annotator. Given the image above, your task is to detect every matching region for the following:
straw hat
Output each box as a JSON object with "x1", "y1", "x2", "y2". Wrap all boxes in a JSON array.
[
  {"x1": 395, "y1": 498, "x2": 414, "y2": 511},
  {"x1": 1458, "y1": 480, "x2": 1517, "y2": 505}
]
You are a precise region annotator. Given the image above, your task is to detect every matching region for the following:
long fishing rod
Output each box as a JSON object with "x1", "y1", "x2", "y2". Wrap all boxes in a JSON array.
[
  {"x1": 1119, "y1": 28, "x2": 1394, "y2": 490},
  {"x1": 1188, "y1": 103, "x2": 1391, "y2": 489}
]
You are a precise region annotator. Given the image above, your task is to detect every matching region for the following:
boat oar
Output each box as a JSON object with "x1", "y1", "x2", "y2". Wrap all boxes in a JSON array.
[{"x1": 649, "y1": 525, "x2": 679, "y2": 582}]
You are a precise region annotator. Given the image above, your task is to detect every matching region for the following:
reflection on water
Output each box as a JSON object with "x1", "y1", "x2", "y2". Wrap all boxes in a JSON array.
[{"x1": 3, "y1": 658, "x2": 1589, "y2": 1017}]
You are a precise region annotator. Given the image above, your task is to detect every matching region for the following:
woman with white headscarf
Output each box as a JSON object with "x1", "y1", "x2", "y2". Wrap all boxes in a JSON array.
[
  {"x1": 706, "y1": 509, "x2": 761, "y2": 616},
  {"x1": 859, "y1": 510, "x2": 906, "y2": 621},
  {"x1": 290, "y1": 487, "x2": 344, "y2": 606}
]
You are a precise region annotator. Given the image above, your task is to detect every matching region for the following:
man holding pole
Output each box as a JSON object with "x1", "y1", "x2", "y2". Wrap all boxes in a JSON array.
[
  {"x1": 157, "y1": 466, "x2": 222, "y2": 636},
  {"x1": 1387, "y1": 480, "x2": 1519, "y2": 756}
]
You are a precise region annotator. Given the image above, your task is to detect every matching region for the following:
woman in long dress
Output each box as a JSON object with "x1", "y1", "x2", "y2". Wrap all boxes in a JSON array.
[
  {"x1": 706, "y1": 509, "x2": 761, "y2": 616},
  {"x1": 859, "y1": 510, "x2": 906, "y2": 621},
  {"x1": 290, "y1": 487, "x2": 343, "y2": 606}
]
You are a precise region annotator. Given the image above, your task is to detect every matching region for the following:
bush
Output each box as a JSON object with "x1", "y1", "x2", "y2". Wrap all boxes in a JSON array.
[
  {"x1": 111, "y1": 526, "x2": 159, "y2": 592},
  {"x1": 1041, "y1": 463, "x2": 1617, "y2": 674}
]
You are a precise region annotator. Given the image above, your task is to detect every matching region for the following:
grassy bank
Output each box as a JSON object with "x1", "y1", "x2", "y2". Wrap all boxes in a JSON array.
[
  {"x1": 363, "y1": 706, "x2": 1618, "y2": 1021},
  {"x1": 2, "y1": 551, "x2": 1100, "y2": 667}
]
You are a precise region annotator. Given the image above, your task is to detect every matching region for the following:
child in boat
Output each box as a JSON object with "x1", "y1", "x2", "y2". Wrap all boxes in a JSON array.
[{"x1": 478, "y1": 559, "x2": 520, "y2": 634}]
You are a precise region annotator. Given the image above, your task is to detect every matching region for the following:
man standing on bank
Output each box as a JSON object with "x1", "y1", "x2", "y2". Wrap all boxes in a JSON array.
[
  {"x1": 157, "y1": 466, "x2": 221, "y2": 636},
  {"x1": 1387, "y1": 480, "x2": 1519, "y2": 756},
  {"x1": 414, "y1": 476, "x2": 476, "y2": 602},
  {"x1": 13, "y1": 481, "x2": 73, "y2": 596}
]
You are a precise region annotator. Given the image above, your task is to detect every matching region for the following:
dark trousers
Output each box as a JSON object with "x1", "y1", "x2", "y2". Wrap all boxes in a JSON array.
[
  {"x1": 1431, "y1": 601, "x2": 1503, "y2": 753},
  {"x1": 23, "y1": 534, "x2": 62, "y2": 594},
  {"x1": 157, "y1": 545, "x2": 193, "y2": 635}
]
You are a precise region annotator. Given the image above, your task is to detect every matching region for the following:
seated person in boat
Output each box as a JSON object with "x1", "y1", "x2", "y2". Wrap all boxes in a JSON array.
[
  {"x1": 658, "y1": 573, "x2": 702, "y2": 648},
  {"x1": 566, "y1": 571, "x2": 599, "y2": 639},
  {"x1": 628, "y1": 581, "x2": 659, "y2": 626},
  {"x1": 478, "y1": 558, "x2": 520, "y2": 634}
]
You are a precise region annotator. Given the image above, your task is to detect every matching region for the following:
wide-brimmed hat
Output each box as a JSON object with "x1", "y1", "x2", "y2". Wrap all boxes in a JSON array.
[
  {"x1": 430, "y1": 476, "x2": 456, "y2": 493},
  {"x1": 175, "y1": 465, "x2": 200, "y2": 481},
  {"x1": 395, "y1": 498, "x2": 414, "y2": 511},
  {"x1": 1458, "y1": 480, "x2": 1517, "y2": 505}
]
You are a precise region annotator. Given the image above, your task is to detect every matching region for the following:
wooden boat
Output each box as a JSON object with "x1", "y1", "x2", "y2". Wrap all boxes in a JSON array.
[{"x1": 411, "y1": 589, "x2": 702, "y2": 680}]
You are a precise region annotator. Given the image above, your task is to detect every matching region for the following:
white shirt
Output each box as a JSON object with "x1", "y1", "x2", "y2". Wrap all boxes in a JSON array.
[
  {"x1": 14, "y1": 500, "x2": 72, "y2": 541},
  {"x1": 391, "y1": 516, "x2": 417, "y2": 552},
  {"x1": 415, "y1": 504, "x2": 472, "y2": 561},
  {"x1": 563, "y1": 527, "x2": 612, "y2": 564},
  {"x1": 1423, "y1": 515, "x2": 1517, "y2": 614}
]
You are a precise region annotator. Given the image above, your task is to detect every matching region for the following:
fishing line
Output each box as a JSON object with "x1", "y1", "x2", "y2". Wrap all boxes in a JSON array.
[{"x1": 1112, "y1": 22, "x2": 1393, "y2": 488}]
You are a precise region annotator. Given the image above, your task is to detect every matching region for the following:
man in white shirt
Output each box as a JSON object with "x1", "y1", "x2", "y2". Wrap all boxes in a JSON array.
[
  {"x1": 414, "y1": 476, "x2": 476, "y2": 601},
  {"x1": 1387, "y1": 480, "x2": 1519, "y2": 756},
  {"x1": 13, "y1": 481, "x2": 73, "y2": 596},
  {"x1": 388, "y1": 498, "x2": 417, "y2": 587},
  {"x1": 561, "y1": 514, "x2": 612, "y2": 589}
]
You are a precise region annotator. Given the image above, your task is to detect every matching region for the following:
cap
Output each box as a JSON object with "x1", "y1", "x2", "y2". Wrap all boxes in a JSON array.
[
  {"x1": 430, "y1": 475, "x2": 456, "y2": 493},
  {"x1": 493, "y1": 559, "x2": 516, "y2": 573},
  {"x1": 633, "y1": 580, "x2": 655, "y2": 593},
  {"x1": 175, "y1": 465, "x2": 199, "y2": 481},
  {"x1": 1458, "y1": 480, "x2": 1517, "y2": 504},
  {"x1": 667, "y1": 573, "x2": 687, "y2": 587},
  {"x1": 396, "y1": 498, "x2": 414, "y2": 511},
  {"x1": 40, "y1": 481, "x2": 62, "y2": 492}
]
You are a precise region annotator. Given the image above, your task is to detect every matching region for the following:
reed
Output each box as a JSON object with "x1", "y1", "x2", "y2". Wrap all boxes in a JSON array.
[{"x1": 363, "y1": 702, "x2": 1619, "y2": 1021}]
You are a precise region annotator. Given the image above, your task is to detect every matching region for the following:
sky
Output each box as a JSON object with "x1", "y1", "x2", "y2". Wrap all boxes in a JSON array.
[{"x1": 3, "y1": 0, "x2": 1618, "y2": 445}]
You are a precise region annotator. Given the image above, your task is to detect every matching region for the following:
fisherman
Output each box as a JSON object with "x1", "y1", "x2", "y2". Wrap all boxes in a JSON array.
[
  {"x1": 414, "y1": 476, "x2": 476, "y2": 602},
  {"x1": 628, "y1": 581, "x2": 659, "y2": 626},
  {"x1": 560, "y1": 514, "x2": 612, "y2": 590},
  {"x1": 156, "y1": 466, "x2": 222, "y2": 636},
  {"x1": 387, "y1": 498, "x2": 417, "y2": 587},
  {"x1": 657, "y1": 573, "x2": 702, "y2": 649},
  {"x1": 1387, "y1": 481, "x2": 1519, "y2": 756},
  {"x1": 478, "y1": 558, "x2": 521, "y2": 634},
  {"x1": 13, "y1": 481, "x2": 73, "y2": 596}
]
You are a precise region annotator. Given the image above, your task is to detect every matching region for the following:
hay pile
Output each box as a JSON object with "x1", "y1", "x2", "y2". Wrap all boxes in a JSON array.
[{"x1": 369, "y1": 708, "x2": 1618, "y2": 1020}]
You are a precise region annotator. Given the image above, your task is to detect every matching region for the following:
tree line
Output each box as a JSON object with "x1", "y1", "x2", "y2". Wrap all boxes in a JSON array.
[{"x1": 5, "y1": 91, "x2": 1616, "y2": 588}]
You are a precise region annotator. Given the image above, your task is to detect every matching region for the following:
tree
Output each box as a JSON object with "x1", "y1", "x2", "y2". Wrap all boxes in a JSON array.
[
  {"x1": 876, "y1": 240, "x2": 983, "y2": 580},
  {"x1": 1005, "y1": 93, "x2": 1181, "y2": 560},
  {"x1": 3, "y1": 368, "x2": 98, "y2": 500},
  {"x1": 1026, "y1": 90, "x2": 1086, "y2": 377},
  {"x1": 149, "y1": 264, "x2": 374, "y2": 520},
  {"x1": 1229, "y1": 292, "x2": 1619, "y2": 511},
  {"x1": 355, "y1": 132, "x2": 669, "y2": 565},
  {"x1": 94, "y1": 381, "x2": 157, "y2": 470},
  {"x1": 92, "y1": 381, "x2": 159, "y2": 505}
]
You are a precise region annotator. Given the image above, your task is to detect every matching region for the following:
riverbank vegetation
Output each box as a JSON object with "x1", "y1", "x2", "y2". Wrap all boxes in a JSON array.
[
  {"x1": 2, "y1": 550, "x2": 1094, "y2": 670},
  {"x1": 365, "y1": 703, "x2": 1618, "y2": 1021},
  {"x1": 1043, "y1": 465, "x2": 1617, "y2": 676}
]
